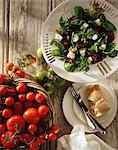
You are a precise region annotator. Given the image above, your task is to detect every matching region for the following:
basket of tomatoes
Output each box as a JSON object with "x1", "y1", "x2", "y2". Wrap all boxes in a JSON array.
[{"x1": 0, "y1": 63, "x2": 59, "y2": 150}]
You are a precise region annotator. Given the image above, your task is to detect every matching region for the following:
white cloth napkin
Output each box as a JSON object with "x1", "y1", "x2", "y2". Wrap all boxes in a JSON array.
[{"x1": 57, "y1": 125, "x2": 115, "y2": 150}]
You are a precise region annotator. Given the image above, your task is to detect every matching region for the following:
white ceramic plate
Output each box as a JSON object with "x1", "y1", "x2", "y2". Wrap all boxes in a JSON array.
[
  {"x1": 73, "y1": 83, "x2": 117, "y2": 126},
  {"x1": 41, "y1": 0, "x2": 118, "y2": 83},
  {"x1": 62, "y1": 83, "x2": 117, "y2": 133}
]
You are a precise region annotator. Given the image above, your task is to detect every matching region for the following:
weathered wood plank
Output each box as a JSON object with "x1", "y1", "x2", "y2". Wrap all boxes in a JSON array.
[
  {"x1": 9, "y1": 0, "x2": 49, "y2": 63},
  {"x1": 0, "y1": 0, "x2": 9, "y2": 73},
  {"x1": 0, "y1": 0, "x2": 5, "y2": 73}
]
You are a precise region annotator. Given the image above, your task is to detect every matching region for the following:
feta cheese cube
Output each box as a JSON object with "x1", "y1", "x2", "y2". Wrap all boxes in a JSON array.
[
  {"x1": 99, "y1": 44, "x2": 106, "y2": 50},
  {"x1": 92, "y1": 34, "x2": 98, "y2": 40},
  {"x1": 95, "y1": 19, "x2": 101, "y2": 26},
  {"x1": 88, "y1": 56, "x2": 93, "y2": 62},
  {"x1": 67, "y1": 51, "x2": 75, "y2": 59},
  {"x1": 80, "y1": 49, "x2": 86, "y2": 56},
  {"x1": 55, "y1": 33, "x2": 63, "y2": 41},
  {"x1": 72, "y1": 34, "x2": 79, "y2": 42},
  {"x1": 81, "y1": 23, "x2": 89, "y2": 29}
]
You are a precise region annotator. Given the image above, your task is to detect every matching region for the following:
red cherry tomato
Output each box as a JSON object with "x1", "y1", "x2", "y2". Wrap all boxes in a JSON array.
[
  {"x1": 7, "y1": 85, "x2": 16, "y2": 96},
  {"x1": 6, "y1": 62, "x2": 14, "y2": 71},
  {"x1": 18, "y1": 94, "x2": 26, "y2": 102},
  {"x1": 26, "y1": 92, "x2": 35, "y2": 101},
  {"x1": 7, "y1": 115, "x2": 26, "y2": 133},
  {"x1": 24, "y1": 100, "x2": 33, "y2": 108},
  {"x1": 0, "y1": 86, "x2": 7, "y2": 96},
  {"x1": 38, "y1": 105, "x2": 48, "y2": 116},
  {"x1": 1, "y1": 131, "x2": 18, "y2": 149},
  {"x1": 51, "y1": 124, "x2": 60, "y2": 134},
  {"x1": 23, "y1": 108, "x2": 40, "y2": 124},
  {"x1": 16, "y1": 70, "x2": 25, "y2": 78},
  {"x1": 0, "y1": 74, "x2": 5, "y2": 83},
  {"x1": 12, "y1": 65, "x2": 19, "y2": 73},
  {"x1": 29, "y1": 141, "x2": 39, "y2": 150},
  {"x1": 19, "y1": 133, "x2": 34, "y2": 144},
  {"x1": 48, "y1": 132, "x2": 57, "y2": 142},
  {"x1": 35, "y1": 93, "x2": 45, "y2": 103},
  {"x1": 5, "y1": 96, "x2": 15, "y2": 106},
  {"x1": 0, "y1": 124, "x2": 6, "y2": 134},
  {"x1": 16, "y1": 82, "x2": 27, "y2": 93},
  {"x1": 37, "y1": 135, "x2": 46, "y2": 145},
  {"x1": 28, "y1": 124, "x2": 38, "y2": 133},
  {"x1": 13, "y1": 101, "x2": 23, "y2": 110},
  {"x1": 2, "y1": 108, "x2": 12, "y2": 118}
]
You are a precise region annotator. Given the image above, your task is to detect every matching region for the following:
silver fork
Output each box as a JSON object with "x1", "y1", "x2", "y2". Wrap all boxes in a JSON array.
[
  {"x1": 97, "y1": 60, "x2": 111, "y2": 76},
  {"x1": 70, "y1": 85, "x2": 107, "y2": 134}
]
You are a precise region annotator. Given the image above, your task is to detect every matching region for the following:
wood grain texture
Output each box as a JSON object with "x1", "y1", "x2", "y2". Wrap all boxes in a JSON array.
[
  {"x1": 0, "y1": 0, "x2": 118, "y2": 149},
  {"x1": 9, "y1": 0, "x2": 49, "y2": 63},
  {"x1": 0, "y1": 0, "x2": 9, "y2": 73}
]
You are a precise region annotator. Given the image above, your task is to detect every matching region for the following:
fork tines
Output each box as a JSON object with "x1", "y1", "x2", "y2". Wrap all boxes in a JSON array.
[
  {"x1": 97, "y1": 60, "x2": 111, "y2": 75},
  {"x1": 70, "y1": 86, "x2": 80, "y2": 100}
]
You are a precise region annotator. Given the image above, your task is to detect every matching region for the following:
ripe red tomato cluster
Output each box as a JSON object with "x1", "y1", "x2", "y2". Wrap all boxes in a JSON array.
[
  {"x1": 0, "y1": 68, "x2": 60, "y2": 149},
  {"x1": 6, "y1": 62, "x2": 25, "y2": 78}
]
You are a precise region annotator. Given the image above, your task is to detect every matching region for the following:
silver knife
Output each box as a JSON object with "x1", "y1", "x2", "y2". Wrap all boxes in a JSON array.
[{"x1": 70, "y1": 85, "x2": 107, "y2": 135}]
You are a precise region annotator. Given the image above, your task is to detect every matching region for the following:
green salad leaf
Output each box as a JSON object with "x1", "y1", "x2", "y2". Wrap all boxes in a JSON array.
[
  {"x1": 50, "y1": 39, "x2": 64, "y2": 50},
  {"x1": 56, "y1": 25, "x2": 66, "y2": 35},
  {"x1": 108, "y1": 50, "x2": 118, "y2": 58},
  {"x1": 74, "y1": 6, "x2": 84, "y2": 19},
  {"x1": 64, "y1": 62, "x2": 76, "y2": 72},
  {"x1": 86, "y1": 28, "x2": 96, "y2": 39},
  {"x1": 70, "y1": 19, "x2": 84, "y2": 28},
  {"x1": 99, "y1": 14, "x2": 106, "y2": 25},
  {"x1": 52, "y1": 49, "x2": 65, "y2": 60},
  {"x1": 104, "y1": 43, "x2": 116, "y2": 54},
  {"x1": 59, "y1": 16, "x2": 69, "y2": 29},
  {"x1": 77, "y1": 56, "x2": 90, "y2": 72},
  {"x1": 103, "y1": 20, "x2": 117, "y2": 32}
]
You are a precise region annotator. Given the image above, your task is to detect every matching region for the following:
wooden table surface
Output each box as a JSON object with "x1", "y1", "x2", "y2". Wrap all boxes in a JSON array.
[{"x1": 0, "y1": 0, "x2": 118, "y2": 149}]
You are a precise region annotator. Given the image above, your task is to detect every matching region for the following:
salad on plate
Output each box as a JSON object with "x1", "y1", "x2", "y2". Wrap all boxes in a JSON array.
[{"x1": 50, "y1": 2, "x2": 118, "y2": 72}]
